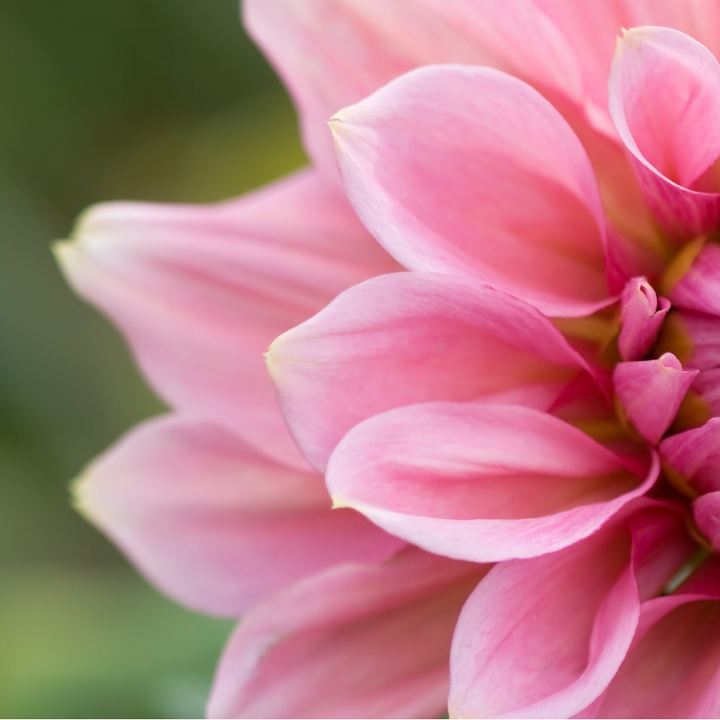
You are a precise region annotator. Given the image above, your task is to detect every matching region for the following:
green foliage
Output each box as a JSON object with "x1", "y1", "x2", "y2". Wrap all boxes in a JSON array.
[{"x1": 0, "y1": 0, "x2": 306, "y2": 715}]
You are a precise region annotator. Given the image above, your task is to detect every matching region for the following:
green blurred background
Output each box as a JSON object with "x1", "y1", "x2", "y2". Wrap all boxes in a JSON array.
[{"x1": 0, "y1": 1, "x2": 306, "y2": 716}]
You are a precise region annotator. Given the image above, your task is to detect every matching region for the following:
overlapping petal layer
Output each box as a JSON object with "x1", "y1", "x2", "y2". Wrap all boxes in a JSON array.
[
  {"x1": 326, "y1": 402, "x2": 657, "y2": 562},
  {"x1": 56, "y1": 169, "x2": 398, "y2": 470},
  {"x1": 74, "y1": 414, "x2": 404, "y2": 617},
  {"x1": 331, "y1": 65, "x2": 610, "y2": 316},
  {"x1": 207, "y1": 547, "x2": 489, "y2": 719},
  {"x1": 609, "y1": 27, "x2": 720, "y2": 240},
  {"x1": 450, "y1": 504, "x2": 693, "y2": 719},
  {"x1": 269, "y1": 272, "x2": 593, "y2": 471}
]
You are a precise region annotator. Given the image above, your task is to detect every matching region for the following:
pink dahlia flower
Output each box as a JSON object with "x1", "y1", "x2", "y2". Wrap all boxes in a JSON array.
[{"x1": 55, "y1": 2, "x2": 720, "y2": 719}]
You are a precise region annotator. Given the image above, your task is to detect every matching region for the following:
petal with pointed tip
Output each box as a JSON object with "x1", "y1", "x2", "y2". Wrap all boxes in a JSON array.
[
  {"x1": 326, "y1": 402, "x2": 657, "y2": 562},
  {"x1": 332, "y1": 64, "x2": 610, "y2": 316},
  {"x1": 56, "y1": 170, "x2": 398, "y2": 470},
  {"x1": 269, "y1": 272, "x2": 592, "y2": 472},
  {"x1": 75, "y1": 414, "x2": 404, "y2": 617},
  {"x1": 609, "y1": 27, "x2": 720, "y2": 241}
]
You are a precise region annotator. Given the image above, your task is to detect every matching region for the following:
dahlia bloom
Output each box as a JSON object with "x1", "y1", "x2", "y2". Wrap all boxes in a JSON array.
[{"x1": 56, "y1": 2, "x2": 720, "y2": 719}]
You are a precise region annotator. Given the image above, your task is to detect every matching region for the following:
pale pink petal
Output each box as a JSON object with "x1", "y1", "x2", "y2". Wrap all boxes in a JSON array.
[
  {"x1": 660, "y1": 418, "x2": 720, "y2": 495},
  {"x1": 207, "y1": 547, "x2": 489, "y2": 719},
  {"x1": 589, "y1": 593, "x2": 720, "y2": 717},
  {"x1": 55, "y1": 170, "x2": 398, "y2": 471},
  {"x1": 269, "y1": 272, "x2": 593, "y2": 472},
  {"x1": 613, "y1": 353, "x2": 698, "y2": 444},
  {"x1": 326, "y1": 402, "x2": 657, "y2": 562},
  {"x1": 609, "y1": 27, "x2": 720, "y2": 241},
  {"x1": 667, "y1": 241, "x2": 720, "y2": 316},
  {"x1": 331, "y1": 64, "x2": 611, "y2": 317},
  {"x1": 536, "y1": 1, "x2": 720, "y2": 121},
  {"x1": 693, "y1": 491, "x2": 720, "y2": 550},
  {"x1": 244, "y1": 0, "x2": 585, "y2": 183},
  {"x1": 618, "y1": 277, "x2": 670, "y2": 361},
  {"x1": 74, "y1": 414, "x2": 404, "y2": 617}
]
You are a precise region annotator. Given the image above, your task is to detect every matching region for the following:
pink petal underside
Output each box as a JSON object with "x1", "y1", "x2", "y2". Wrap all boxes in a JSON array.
[
  {"x1": 326, "y1": 402, "x2": 658, "y2": 563},
  {"x1": 56, "y1": 169, "x2": 399, "y2": 471},
  {"x1": 243, "y1": 0, "x2": 584, "y2": 183},
  {"x1": 449, "y1": 516, "x2": 641, "y2": 718},
  {"x1": 613, "y1": 353, "x2": 698, "y2": 445},
  {"x1": 332, "y1": 64, "x2": 611, "y2": 317},
  {"x1": 75, "y1": 414, "x2": 404, "y2": 618},
  {"x1": 269, "y1": 272, "x2": 592, "y2": 472},
  {"x1": 207, "y1": 547, "x2": 489, "y2": 719},
  {"x1": 589, "y1": 594, "x2": 720, "y2": 718},
  {"x1": 618, "y1": 277, "x2": 670, "y2": 361},
  {"x1": 609, "y1": 27, "x2": 720, "y2": 241},
  {"x1": 668, "y1": 242, "x2": 720, "y2": 316},
  {"x1": 660, "y1": 418, "x2": 720, "y2": 495}
]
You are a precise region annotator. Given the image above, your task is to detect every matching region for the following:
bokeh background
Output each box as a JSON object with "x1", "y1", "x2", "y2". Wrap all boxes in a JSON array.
[{"x1": 0, "y1": 1, "x2": 306, "y2": 716}]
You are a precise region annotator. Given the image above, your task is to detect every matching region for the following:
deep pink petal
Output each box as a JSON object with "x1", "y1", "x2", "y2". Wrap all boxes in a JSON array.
[
  {"x1": 659, "y1": 309, "x2": 720, "y2": 370},
  {"x1": 667, "y1": 241, "x2": 720, "y2": 316},
  {"x1": 590, "y1": 594, "x2": 720, "y2": 717},
  {"x1": 618, "y1": 277, "x2": 670, "y2": 361},
  {"x1": 613, "y1": 353, "x2": 698, "y2": 444},
  {"x1": 693, "y1": 492, "x2": 720, "y2": 550},
  {"x1": 660, "y1": 418, "x2": 720, "y2": 495},
  {"x1": 269, "y1": 272, "x2": 593, "y2": 472},
  {"x1": 450, "y1": 503, "x2": 692, "y2": 719},
  {"x1": 75, "y1": 414, "x2": 404, "y2": 617},
  {"x1": 326, "y1": 403, "x2": 657, "y2": 562},
  {"x1": 244, "y1": 0, "x2": 585, "y2": 183},
  {"x1": 332, "y1": 64, "x2": 610, "y2": 316},
  {"x1": 207, "y1": 547, "x2": 489, "y2": 719},
  {"x1": 609, "y1": 27, "x2": 720, "y2": 241},
  {"x1": 56, "y1": 170, "x2": 398, "y2": 470}
]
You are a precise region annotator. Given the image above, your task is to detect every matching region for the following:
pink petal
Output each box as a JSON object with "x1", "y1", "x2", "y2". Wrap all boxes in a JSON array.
[
  {"x1": 269, "y1": 272, "x2": 593, "y2": 472},
  {"x1": 451, "y1": 503, "x2": 693, "y2": 719},
  {"x1": 660, "y1": 418, "x2": 720, "y2": 495},
  {"x1": 590, "y1": 594, "x2": 720, "y2": 717},
  {"x1": 243, "y1": 0, "x2": 585, "y2": 184},
  {"x1": 659, "y1": 308, "x2": 720, "y2": 370},
  {"x1": 693, "y1": 491, "x2": 720, "y2": 550},
  {"x1": 667, "y1": 241, "x2": 720, "y2": 316},
  {"x1": 326, "y1": 402, "x2": 657, "y2": 562},
  {"x1": 618, "y1": 277, "x2": 670, "y2": 361},
  {"x1": 536, "y1": 1, "x2": 720, "y2": 124},
  {"x1": 207, "y1": 547, "x2": 489, "y2": 719},
  {"x1": 609, "y1": 27, "x2": 720, "y2": 241},
  {"x1": 613, "y1": 353, "x2": 698, "y2": 445},
  {"x1": 75, "y1": 414, "x2": 404, "y2": 617},
  {"x1": 331, "y1": 64, "x2": 610, "y2": 317},
  {"x1": 55, "y1": 170, "x2": 398, "y2": 471},
  {"x1": 690, "y1": 367, "x2": 720, "y2": 417}
]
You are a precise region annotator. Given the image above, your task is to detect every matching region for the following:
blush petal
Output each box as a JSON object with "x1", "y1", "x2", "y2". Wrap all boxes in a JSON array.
[
  {"x1": 332, "y1": 64, "x2": 610, "y2": 316},
  {"x1": 207, "y1": 547, "x2": 489, "y2": 719},
  {"x1": 609, "y1": 27, "x2": 720, "y2": 241},
  {"x1": 614, "y1": 353, "x2": 698, "y2": 444},
  {"x1": 56, "y1": 170, "x2": 398, "y2": 470},
  {"x1": 326, "y1": 402, "x2": 657, "y2": 562},
  {"x1": 269, "y1": 272, "x2": 593, "y2": 471},
  {"x1": 74, "y1": 414, "x2": 404, "y2": 617}
]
